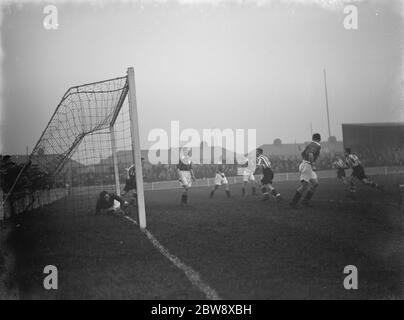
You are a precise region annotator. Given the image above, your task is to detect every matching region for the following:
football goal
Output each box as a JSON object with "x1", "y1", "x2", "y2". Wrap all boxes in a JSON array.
[{"x1": 5, "y1": 67, "x2": 146, "y2": 228}]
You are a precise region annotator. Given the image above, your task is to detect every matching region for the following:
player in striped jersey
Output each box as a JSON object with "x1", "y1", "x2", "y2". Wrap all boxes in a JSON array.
[
  {"x1": 290, "y1": 133, "x2": 321, "y2": 208},
  {"x1": 333, "y1": 157, "x2": 348, "y2": 181},
  {"x1": 256, "y1": 148, "x2": 281, "y2": 201},
  {"x1": 209, "y1": 163, "x2": 231, "y2": 198},
  {"x1": 177, "y1": 147, "x2": 195, "y2": 206},
  {"x1": 344, "y1": 148, "x2": 383, "y2": 191},
  {"x1": 333, "y1": 155, "x2": 356, "y2": 198}
]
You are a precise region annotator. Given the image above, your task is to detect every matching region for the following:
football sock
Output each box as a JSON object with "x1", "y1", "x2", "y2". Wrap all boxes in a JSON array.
[
  {"x1": 226, "y1": 190, "x2": 231, "y2": 198},
  {"x1": 291, "y1": 191, "x2": 302, "y2": 204},
  {"x1": 252, "y1": 187, "x2": 257, "y2": 195},
  {"x1": 303, "y1": 190, "x2": 314, "y2": 202}
]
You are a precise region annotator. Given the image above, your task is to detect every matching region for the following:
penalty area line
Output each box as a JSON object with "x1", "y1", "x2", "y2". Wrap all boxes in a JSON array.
[{"x1": 122, "y1": 215, "x2": 221, "y2": 300}]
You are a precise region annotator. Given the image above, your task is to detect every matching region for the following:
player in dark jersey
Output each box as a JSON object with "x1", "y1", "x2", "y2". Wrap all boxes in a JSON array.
[
  {"x1": 122, "y1": 164, "x2": 137, "y2": 196},
  {"x1": 290, "y1": 133, "x2": 321, "y2": 208},
  {"x1": 256, "y1": 148, "x2": 281, "y2": 201},
  {"x1": 209, "y1": 163, "x2": 231, "y2": 198},
  {"x1": 344, "y1": 148, "x2": 383, "y2": 191},
  {"x1": 121, "y1": 158, "x2": 145, "y2": 206},
  {"x1": 95, "y1": 191, "x2": 127, "y2": 215},
  {"x1": 177, "y1": 147, "x2": 195, "y2": 206}
]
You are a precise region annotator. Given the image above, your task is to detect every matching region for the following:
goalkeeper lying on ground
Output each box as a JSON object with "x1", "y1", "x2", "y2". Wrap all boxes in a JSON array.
[{"x1": 95, "y1": 191, "x2": 128, "y2": 215}]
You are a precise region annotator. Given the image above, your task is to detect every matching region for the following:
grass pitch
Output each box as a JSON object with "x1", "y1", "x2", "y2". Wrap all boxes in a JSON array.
[{"x1": 8, "y1": 174, "x2": 404, "y2": 299}]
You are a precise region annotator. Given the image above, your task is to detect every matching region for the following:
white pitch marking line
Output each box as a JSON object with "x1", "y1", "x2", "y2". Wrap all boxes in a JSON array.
[{"x1": 123, "y1": 215, "x2": 221, "y2": 300}]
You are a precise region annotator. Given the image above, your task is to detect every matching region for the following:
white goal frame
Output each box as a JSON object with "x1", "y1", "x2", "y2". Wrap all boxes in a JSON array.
[
  {"x1": 110, "y1": 67, "x2": 146, "y2": 228},
  {"x1": 1, "y1": 67, "x2": 147, "y2": 228},
  {"x1": 126, "y1": 67, "x2": 146, "y2": 229}
]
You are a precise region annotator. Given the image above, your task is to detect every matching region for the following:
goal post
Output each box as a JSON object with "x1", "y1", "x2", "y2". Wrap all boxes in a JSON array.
[
  {"x1": 117, "y1": 67, "x2": 146, "y2": 228},
  {"x1": 110, "y1": 124, "x2": 121, "y2": 196},
  {"x1": 5, "y1": 67, "x2": 147, "y2": 227},
  {"x1": 0, "y1": 188, "x2": 4, "y2": 221}
]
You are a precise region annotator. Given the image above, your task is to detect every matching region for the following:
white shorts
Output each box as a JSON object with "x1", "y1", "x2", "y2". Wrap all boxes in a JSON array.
[
  {"x1": 179, "y1": 171, "x2": 192, "y2": 187},
  {"x1": 242, "y1": 169, "x2": 255, "y2": 182},
  {"x1": 214, "y1": 173, "x2": 228, "y2": 186},
  {"x1": 299, "y1": 161, "x2": 318, "y2": 182}
]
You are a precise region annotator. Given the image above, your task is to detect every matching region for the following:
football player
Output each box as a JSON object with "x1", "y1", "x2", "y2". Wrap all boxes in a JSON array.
[
  {"x1": 333, "y1": 155, "x2": 356, "y2": 198},
  {"x1": 209, "y1": 162, "x2": 231, "y2": 198},
  {"x1": 177, "y1": 147, "x2": 195, "y2": 206},
  {"x1": 95, "y1": 191, "x2": 128, "y2": 215},
  {"x1": 121, "y1": 158, "x2": 145, "y2": 206},
  {"x1": 290, "y1": 133, "x2": 321, "y2": 208},
  {"x1": 344, "y1": 148, "x2": 383, "y2": 191},
  {"x1": 240, "y1": 154, "x2": 257, "y2": 196},
  {"x1": 256, "y1": 148, "x2": 281, "y2": 201},
  {"x1": 122, "y1": 164, "x2": 136, "y2": 196}
]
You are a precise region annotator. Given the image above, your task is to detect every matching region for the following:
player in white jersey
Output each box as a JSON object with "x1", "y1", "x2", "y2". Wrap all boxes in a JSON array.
[
  {"x1": 177, "y1": 147, "x2": 195, "y2": 206},
  {"x1": 237, "y1": 155, "x2": 257, "y2": 197},
  {"x1": 209, "y1": 163, "x2": 231, "y2": 198},
  {"x1": 256, "y1": 148, "x2": 281, "y2": 201},
  {"x1": 240, "y1": 156, "x2": 257, "y2": 196}
]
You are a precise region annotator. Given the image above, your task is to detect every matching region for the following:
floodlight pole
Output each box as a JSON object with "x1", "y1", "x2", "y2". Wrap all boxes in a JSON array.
[
  {"x1": 127, "y1": 67, "x2": 146, "y2": 229},
  {"x1": 0, "y1": 188, "x2": 4, "y2": 221},
  {"x1": 323, "y1": 69, "x2": 332, "y2": 138},
  {"x1": 110, "y1": 125, "x2": 121, "y2": 196}
]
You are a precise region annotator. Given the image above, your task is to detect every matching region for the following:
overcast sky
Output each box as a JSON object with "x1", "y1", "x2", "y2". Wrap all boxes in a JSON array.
[{"x1": 0, "y1": 0, "x2": 403, "y2": 155}]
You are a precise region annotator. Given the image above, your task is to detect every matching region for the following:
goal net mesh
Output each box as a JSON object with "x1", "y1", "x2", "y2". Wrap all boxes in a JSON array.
[{"x1": 25, "y1": 75, "x2": 136, "y2": 215}]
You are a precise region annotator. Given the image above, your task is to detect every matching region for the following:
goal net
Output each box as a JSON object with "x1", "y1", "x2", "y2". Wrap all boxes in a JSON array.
[{"x1": 7, "y1": 68, "x2": 146, "y2": 227}]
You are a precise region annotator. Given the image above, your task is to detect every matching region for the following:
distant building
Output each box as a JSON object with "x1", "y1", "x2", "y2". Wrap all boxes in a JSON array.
[
  {"x1": 342, "y1": 122, "x2": 404, "y2": 166},
  {"x1": 342, "y1": 122, "x2": 404, "y2": 150}
]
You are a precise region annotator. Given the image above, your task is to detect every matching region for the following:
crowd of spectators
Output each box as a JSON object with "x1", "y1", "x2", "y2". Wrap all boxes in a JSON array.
[
  {"x1": 349, "y1": 145, "x2": 404, "y2": 167},
  {"x1": 139, "y1": 153, "x2": 335, "y2": 182},
  {"x1": 0, "y1": 155, "x2": 55, "y2": 197},
  {"x1": 3, "y1": 145, "x2": 403, "y2": 188},
  {"x1": 139, "y1": 145, "x2": 404, "y2": 182}
]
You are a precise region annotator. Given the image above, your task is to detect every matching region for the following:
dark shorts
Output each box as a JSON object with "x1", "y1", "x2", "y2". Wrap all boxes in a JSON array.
[
  {"x1": 352, "y1": 165, "x2": 366, "y2": 181},
  {"x1": 123, "y1": 178, "x2": 137, "y2": 192},
  {"x1": 337, "y1": 168, "x2": 346, "y2": 179},
  {"x1": 261, "y1": 168, "x2": 274, "y2": 185}
]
